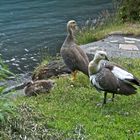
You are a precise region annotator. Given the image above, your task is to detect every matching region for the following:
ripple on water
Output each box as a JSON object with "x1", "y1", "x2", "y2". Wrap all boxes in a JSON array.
[{"x1": 0, "y1": 0, "x2": 112, "y2": 73}]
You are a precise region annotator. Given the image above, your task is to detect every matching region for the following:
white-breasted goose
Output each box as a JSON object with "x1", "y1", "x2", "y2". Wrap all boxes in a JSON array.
[
  {"x1": 88, "y1": 51, "x2": 140, "y2": 104},
  {"x1": 60, "y1": 20, "x2": 89, "y2": 80}
]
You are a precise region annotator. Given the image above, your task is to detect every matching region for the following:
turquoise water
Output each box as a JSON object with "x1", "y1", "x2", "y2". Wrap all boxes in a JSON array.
[{"x1": 0, "y1": 0, "x2": 112, "y2": 72}]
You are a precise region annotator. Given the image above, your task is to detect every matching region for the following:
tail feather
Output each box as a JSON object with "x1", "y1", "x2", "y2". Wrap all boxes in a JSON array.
[
  {"x1": 117, "y1": 80, "x2": 137, "y2": 95},
  {"x1": 126, "y1": 77, "x2": 140, "y2": 86}
]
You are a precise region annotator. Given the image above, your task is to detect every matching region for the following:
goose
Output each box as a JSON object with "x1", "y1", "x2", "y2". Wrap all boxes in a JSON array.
[
  {"x1": 24, "y1": 79, "x2": 55, "y2": 96},
  {"x1": 88, "y1": 51, "x2": 140, "y2": 104},
  {"x1": 60, "y1": 20, "x2": 89, "y2": 80}
]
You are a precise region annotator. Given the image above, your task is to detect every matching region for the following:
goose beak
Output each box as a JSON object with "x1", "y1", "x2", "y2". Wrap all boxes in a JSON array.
[{"x1": 105, "y1": 56, "x2": 109, "y2": 61}]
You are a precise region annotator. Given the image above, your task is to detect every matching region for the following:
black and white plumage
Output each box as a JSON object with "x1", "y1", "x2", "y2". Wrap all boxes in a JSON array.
[
  {"x1": 88, "y1": 51, "x2": 140, "y2": 104},
  {"x1": 60, "y1": 20, "x2": 89, "y2": 80}
]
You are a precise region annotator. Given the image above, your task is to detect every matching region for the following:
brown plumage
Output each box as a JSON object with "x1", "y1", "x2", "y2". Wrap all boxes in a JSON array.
[
  {"x1": 24, "y1": 80, "x2": 55, "y2": 96},
  {"x1": 88, "y1": 51, "x2": 140, "y2": 104},
  {"x1": 60, "y1": 20, "x2": 89, "y2": 80}
]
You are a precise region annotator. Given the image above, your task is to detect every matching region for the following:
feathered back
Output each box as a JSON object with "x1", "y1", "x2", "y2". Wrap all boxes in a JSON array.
[{"x1": 60, "y1": 20, "x2": 89, "y2": 76}]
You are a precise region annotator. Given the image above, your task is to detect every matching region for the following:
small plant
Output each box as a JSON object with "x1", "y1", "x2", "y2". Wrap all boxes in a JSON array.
[
  {"x1": 0, "y1": 95, "x2": 16, "y2": 122},
  {"x1": 0, "y1": 58, "x2": 16, "y2": 123},
  {"x1": 76, "y1": 9, "x2": 119, "y2": 45},
  {"x1": 117, "y1": 0, "x2": 140, "y2": 22}
]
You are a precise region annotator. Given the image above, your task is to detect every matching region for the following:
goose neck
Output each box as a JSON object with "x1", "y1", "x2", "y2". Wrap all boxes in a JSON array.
[
  {"x1": 67, "y1": 28, "x2": 74, "y2": 40},
  {"x1": 88, "y1": 60, "x2": 98, "y2": 75}
]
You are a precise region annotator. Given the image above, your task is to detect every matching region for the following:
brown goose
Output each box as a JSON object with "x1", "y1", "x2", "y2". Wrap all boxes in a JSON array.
[
  {"x1": 88, "y1": 51, "x2": 140, "y2": 104},
  {"x1": 24, "y1": 80, "x2": 55, "y2": 96},
  {"x1": 60, "y1": 20, "x2": 89, "y2": 80}
]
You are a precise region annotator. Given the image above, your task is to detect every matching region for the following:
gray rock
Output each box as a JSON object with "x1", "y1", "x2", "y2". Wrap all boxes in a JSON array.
[
  {"x1": 81, "y1": 35, "x2": 140, "y2": 58},
  {"x1": 119, "y1": 44, "x2": 139, "y2": 51}
]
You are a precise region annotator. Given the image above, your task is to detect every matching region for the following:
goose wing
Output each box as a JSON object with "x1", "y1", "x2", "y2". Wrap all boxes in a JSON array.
[
  {"x1": 61, "y1": 45, "x2": 89, "y2": 75},
  {"x1": 90, "y1": 68, "x2": 118, "y2": 92},
  {"x1": 75, "y1": 45, "x2": 89, "y2": 64},
  {"x1": 99, "y1": 60, "x2": 140, "y2": 86},
  {"x1": 90, "y1": 68, "x2": 137, "y2": 95}
]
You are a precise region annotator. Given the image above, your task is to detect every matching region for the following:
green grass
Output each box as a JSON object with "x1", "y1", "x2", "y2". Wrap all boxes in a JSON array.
[
  {"x1": 33, "y1": 59, "x2": 49, "y2": 75},
  {"x1": 76, "y1": 22, "x2": 140, "y2": 45},
  {"x1": 6, "y1": 58, "x2": 140, "y2": 139}
]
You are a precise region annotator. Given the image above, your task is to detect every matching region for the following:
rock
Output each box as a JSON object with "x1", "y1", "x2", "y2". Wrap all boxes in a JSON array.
[
  {"x1": 81, "y1": 35, "x2": 140, "y2": 58},
  {"x1": 2, "y1": 73, "x2": 32, "y2": 94},
  {"x1": 24, "y1": 79, "x2": 55, "y2": 96},
  {"x1": 32, "y1": 59, "x2": 71, "y2": 81},
  {"x1": 119, "y1": 44, "x2": 139, "y2": 51},
  {"x1": 2, "y1": 82, "x2": 27, "y2": 94}
]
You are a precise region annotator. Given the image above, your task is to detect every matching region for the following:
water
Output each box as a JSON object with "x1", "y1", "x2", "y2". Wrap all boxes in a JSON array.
[{"x1": 0, "y1": 0, "x2": 112, "y2": 73}]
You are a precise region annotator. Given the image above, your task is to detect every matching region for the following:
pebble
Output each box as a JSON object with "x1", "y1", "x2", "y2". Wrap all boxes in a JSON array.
[
  {"x1": 21, "y1": 58, "x2": 27, "y2": 60},
  {"x1": 5, "y1": 60, "x2": 10, "y2": 63},
  {"x1": 15, "y1": 60, "x2": 20, "y2": 63},
  {"x1": 24, "y1": 48, "x2": 29, "y2": 52},
  {"x1": 32, "y1": 59, "x2": 37, "y2": 61},
  {"x1": 10, "y1": 58, "x2": 16, "y2": 61},
  {"x1": 24, "y1": 53, "x2": 28, "y2": 56},
  {"x1": 24, "y1": 65, "x2": 28, "y2": 68},
  {"x1": 12, "y1": 63, "x2": 19, "y2": 66},
  {"x1": 17, "y1": 67, "x2": 22, "y2": 71}
]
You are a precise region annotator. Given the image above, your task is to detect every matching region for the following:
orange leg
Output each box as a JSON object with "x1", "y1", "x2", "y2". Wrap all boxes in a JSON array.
[{"x1": 71, "y1": 70, "x2": 78, "y2": 81}]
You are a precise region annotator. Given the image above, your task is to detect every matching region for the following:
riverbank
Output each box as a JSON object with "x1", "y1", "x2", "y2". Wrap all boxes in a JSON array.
[
  {"x1": 1, "y1": 0, "x2": 140, "y2": 138},
  {"x1": 1, "y1": 21, "x2": 140, "y2": 139},
  {"x1": 3, "y1": 31, "x2": 140, "y2": 96},
  {"x1": 2, "y1": 58, "x2": 140, "y2": 139},
  {"x1": 1, "y1": 33, "x2": 140, "y2": 139}
]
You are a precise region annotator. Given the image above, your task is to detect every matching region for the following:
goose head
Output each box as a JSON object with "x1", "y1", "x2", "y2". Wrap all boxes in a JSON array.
[
  {"x1": 67, "y1": 20, "x2": 78, "y2": 36},
  {"x1": 88, "y1": 51, "x2": 108, "y2": 75},
  {"x1": 94, "y1": 51, "x2": 108, "y2": 62}
]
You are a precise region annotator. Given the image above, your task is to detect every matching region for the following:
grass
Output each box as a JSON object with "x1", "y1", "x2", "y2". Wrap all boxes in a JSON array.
[
  {"x1": 76, "y1": 22, "x2": 140, "y2": 45},
  {"x1": 33, "y1": 59, "x2": 49, "y2": 76},
  {"x1": 1, "y1": 58, "x2": 140, "y2": 139},
  {"x1": 1, "y1": 3, "x2": 140, "y2": 139}
]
